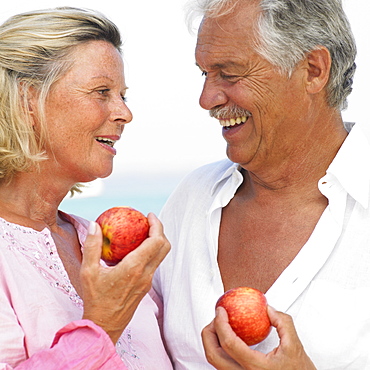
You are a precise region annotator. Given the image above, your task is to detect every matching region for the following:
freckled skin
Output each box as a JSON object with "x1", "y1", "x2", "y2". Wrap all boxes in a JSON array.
[
  {"x1": 216, "y1": 287, "x2": 271, "y2": 345},
  {"x1": 35, "y1": 40, "x2": 133, "y2": 185},
  {"x1": 96, "y1": 206, "x2": 149, "y2": 266}
]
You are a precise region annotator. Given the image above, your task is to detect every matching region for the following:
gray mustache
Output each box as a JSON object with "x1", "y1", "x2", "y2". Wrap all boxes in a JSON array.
[{"x1": 209, "y1": 106, "x2": 252, "y2": 119}]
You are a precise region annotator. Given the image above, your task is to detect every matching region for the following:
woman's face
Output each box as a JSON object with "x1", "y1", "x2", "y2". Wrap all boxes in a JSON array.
[{"x1": 36, "y1": 40, "x2": 132, "y2": 183}]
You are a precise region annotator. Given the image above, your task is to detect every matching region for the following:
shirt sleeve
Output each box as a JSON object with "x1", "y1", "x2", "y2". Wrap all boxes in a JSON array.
[{"x1": 0, "y1": 320, "x2": 126, "y2": 370}]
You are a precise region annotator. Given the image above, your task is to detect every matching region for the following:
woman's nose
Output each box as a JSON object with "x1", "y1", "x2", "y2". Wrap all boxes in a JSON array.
[{"x1": 111, "y1": 96, "x2": 133, "y2": 125}]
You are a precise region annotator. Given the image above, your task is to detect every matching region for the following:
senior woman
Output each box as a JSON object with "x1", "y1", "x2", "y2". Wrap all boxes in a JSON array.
[{"x1": 0, "y1": 7, "x2": 172, "y2": 369}]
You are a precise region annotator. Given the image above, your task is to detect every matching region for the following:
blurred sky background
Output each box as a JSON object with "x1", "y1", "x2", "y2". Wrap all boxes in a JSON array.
[{"x1": 1, "y1": 0, "x2": 369, "y2": 219}]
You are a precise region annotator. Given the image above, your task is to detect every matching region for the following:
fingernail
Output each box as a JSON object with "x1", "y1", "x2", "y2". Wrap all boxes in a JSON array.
[
  {"x1": 267, "y1": 305, "x2": 277, "y2": 316},
  {"x1": 88, "y1": 221, "x2": 97, "y2": 235}
]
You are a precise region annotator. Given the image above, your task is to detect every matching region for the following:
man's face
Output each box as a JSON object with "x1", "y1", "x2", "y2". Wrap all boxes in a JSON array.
[{"x1": 195, "y1": 1, "x2": 310, "y2": 173}]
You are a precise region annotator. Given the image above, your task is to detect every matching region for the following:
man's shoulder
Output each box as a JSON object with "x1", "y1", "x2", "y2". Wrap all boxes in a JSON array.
[
  {"x1": 161, "y1": 159, "x2": 235, "y2": 212},
  {"x1": 180, "y1": 158, "x2": 235, "y2": 187}
]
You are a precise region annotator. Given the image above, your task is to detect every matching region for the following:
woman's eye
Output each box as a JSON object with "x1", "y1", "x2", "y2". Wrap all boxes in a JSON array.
[
  {"x1": 201, "y1": 71, "x2": 207, "y2": 77},
  {"x1": 95, "y1": 89, "x2": 127, "y2": 102},
  {"x1": 98, "y1": 89, "x2": 110, "y2": 95}
]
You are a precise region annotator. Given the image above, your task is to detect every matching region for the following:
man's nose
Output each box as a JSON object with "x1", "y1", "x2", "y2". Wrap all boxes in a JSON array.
[{"x1": 199, "y1": 78, "x2": 228, "y2": 111}]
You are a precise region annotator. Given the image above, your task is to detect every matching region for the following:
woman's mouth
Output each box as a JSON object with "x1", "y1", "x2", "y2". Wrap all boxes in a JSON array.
[
  {"x1": 95, "y1": 136, "x2": 118, "y2": 155},
  {"x1": 95, "y1": 137, "x2": 117, "y2": 147}
]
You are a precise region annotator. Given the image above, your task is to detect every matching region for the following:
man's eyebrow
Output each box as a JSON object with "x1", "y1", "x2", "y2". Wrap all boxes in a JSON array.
[{"x1": 195, "y1": 61, "x2": 244, "y2": 70}]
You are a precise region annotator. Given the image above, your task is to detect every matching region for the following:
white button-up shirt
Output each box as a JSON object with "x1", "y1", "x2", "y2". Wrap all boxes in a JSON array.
[{"x1": 153, "y1": 123, "x2": 370, "y2": 369}]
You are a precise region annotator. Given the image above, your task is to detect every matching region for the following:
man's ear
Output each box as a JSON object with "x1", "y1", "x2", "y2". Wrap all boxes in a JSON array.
[{"x1": 304, "y1": 46, "x2": 331, "y2": 95}]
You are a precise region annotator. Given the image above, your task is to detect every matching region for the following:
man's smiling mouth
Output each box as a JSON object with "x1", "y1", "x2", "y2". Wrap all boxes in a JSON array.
[{"x1": 219, "y1": 115, "x2": 248, "y2": 128}]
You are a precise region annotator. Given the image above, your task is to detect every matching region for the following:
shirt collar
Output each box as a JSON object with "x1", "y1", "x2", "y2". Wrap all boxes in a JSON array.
[
  {"x1": 324, "y1": 123, "x2": 370, "y2": 209},
  {"x1": 210, "y1": 161, "x2": 241, "y2": 196},
  {"x1": 59, "y1": 210, "x2": 89, "y2": 246},
  {"x1": 209, "y1": 123, "x2": 370, "y2": 209}
]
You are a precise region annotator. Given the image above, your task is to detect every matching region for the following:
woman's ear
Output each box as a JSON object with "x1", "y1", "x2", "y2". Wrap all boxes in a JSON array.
[
  {"x1": 22, "y1": 84, "x2": 39, "y2": 124},
  {"x1": 304, "y1": 46, "x2": 331, "y2": 95}
]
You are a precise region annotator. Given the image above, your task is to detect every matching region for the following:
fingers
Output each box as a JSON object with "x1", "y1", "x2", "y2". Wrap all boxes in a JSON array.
[
  {"x1": 268, "y1": 306, "x2": 301, "y2": 349},
  {"x1": 147, "y1": 212, "x2": 162, "y2": 236},
  {"x1": 203, "y1": 305, "x2": 316, "y2": 370},
  {"x1": 81, "y1": 221, "x2": 103, "y2": 268},
  {"x1": 202, "y1": 320, "x2": 218, "y2": 351},
  {"x1": 212, "y1": 307, "x2": 267, "y2": 367},
  {"x1": 120, "y1": 213, "x2": 170, "y2": 270},
  {"x1": 79, "y1": 215, "x2": 168, "y2": 343},
  {"x1": 80, "y1": 215, "x2": 170, "y2": 343},
  {"x1": 202, "y1": 317, "x2": 243, "y2": 370},
  {"x1": 267, "y1": 307, "x2": 317, "y2": 369}
]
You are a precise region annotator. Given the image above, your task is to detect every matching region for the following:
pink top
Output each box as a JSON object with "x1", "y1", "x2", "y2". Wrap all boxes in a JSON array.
[{"x1": 0, "y1": 213, "x2": 173, "y2": 369}]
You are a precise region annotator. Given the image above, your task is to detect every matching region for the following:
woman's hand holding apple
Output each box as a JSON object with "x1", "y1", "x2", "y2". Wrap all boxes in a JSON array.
[{"x1": 80, "y1": 213, "x2": 170, "y2": 344}]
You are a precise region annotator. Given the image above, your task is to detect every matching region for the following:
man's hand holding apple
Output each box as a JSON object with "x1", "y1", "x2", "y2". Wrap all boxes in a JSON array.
[{"x1": 202, "y1": 300, "x2": 316, "y2": 370}]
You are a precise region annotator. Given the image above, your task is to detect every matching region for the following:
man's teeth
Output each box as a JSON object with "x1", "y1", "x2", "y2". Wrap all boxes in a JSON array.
[
  {"x1": 96, "y1": 137, "x2": 116, "y2": 147},
  {"x1": 219, "y1": 116, "x2": 248, "y2": 127}
]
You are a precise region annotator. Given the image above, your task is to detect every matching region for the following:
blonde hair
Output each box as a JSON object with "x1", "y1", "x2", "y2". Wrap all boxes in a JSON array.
[{"x1": 0, "y1": 7, "x2": 122, "y2": 185}]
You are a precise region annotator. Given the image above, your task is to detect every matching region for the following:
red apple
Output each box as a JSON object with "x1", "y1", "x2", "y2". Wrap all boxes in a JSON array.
[
  {"x1": 96, "y1": 206, "x2": 149, "y2": 266},
  {"x1": 216, "y1": 287, "x2": 271, "y2": 346}
]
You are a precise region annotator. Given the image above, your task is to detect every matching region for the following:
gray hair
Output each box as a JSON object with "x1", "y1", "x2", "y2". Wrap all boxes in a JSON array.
[
  {"x1": 187, "y1": 0, "x2": 356, "y2": 110},
  {"x1": 0, "y1": 7, "x2": 122, "y2": 183}
]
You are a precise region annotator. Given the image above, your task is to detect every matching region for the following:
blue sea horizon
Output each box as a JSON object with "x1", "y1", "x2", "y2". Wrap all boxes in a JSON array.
[{"x1": 60, "y1": 171, "x2": 185, "y2": 222}]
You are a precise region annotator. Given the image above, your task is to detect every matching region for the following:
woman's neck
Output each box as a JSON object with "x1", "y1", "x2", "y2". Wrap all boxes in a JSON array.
[{"x1": 0, "y1": 171, "x2": 71, "y2": 231}]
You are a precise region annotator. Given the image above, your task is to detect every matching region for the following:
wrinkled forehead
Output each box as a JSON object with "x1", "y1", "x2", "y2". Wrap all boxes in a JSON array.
[
  {"x1": 196, "y1": 1, "x2": 260, "y2": 43},
  {"x1": 195, "y1": 2, "x2": 260, "y2": 62}
]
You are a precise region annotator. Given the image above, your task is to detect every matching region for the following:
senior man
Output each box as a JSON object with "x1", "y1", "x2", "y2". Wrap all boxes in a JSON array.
[{"x1": 154, "y1": 0, "x2": 370, "y2": 369}]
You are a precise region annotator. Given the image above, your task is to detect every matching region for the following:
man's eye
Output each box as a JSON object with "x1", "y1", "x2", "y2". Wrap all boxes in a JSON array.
[
  {"x1": 121, "y1": 96, "x2": 128, "y2": 103},
  {"x1": 221, "y1": 73, "x2": 240, "y2": 82},
  {"x1": 201, "y1": 71, "x2": 208, "y2": 77}
]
